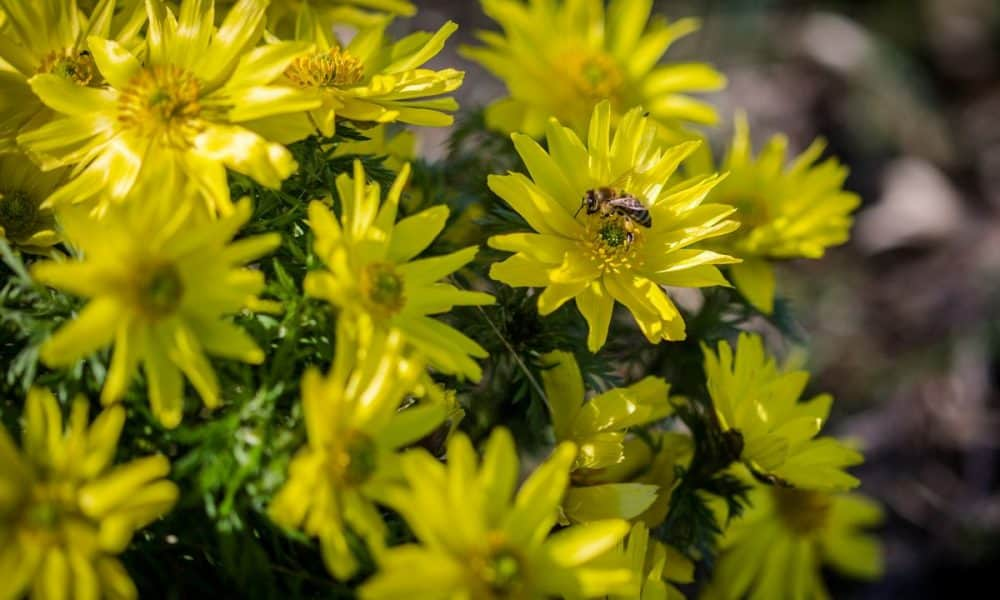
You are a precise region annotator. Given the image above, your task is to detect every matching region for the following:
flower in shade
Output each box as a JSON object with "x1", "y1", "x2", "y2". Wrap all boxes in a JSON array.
[
  {"x1": 704, "y1": 471, "x2": 884, "y2": 600},
  {"x1": 0, "y1": 0, "x2": 145, "y2": 153},
  {"x1": 693, "y1": 113, "x2": 861, "y2": 313},
  {"x1": 539, "y1": 350, "x2": 671, "y2": 523},
  {"x1": 275, "y1": 7, "x2": 463, "y2": 137},
  {"x1": 305, "y1": 160, "x2": 494, "y2": 381},
  {"x1": 461, "y1": 0, "x2": 725, "y2": 138},
  {"x1": 360, "y1": 428, "x2": 637, "y2": 599},
  {"x1": 0, "y1": 153, "x2": 64, "y2": 253},
  {"x1": 487, "y1": 101, "x2": 740, "y2": 351},
  {"x1": 0, "y1": 387, "x2": 178, "y2": 600},
  {"x1": 702, "y1": 332, "x2": 864, "y2": 491},
  {"x1": 17, "y1": 0, "x2": 321, "y2": 215},
  {"x1": 30, "y1": 178, "x2": 280, "y2": 428},
  {"x1": 268, "y1": 318, "x2": 446, "y2": 580}
]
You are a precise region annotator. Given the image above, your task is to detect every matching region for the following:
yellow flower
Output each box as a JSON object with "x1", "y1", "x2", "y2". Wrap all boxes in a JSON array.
[
  {"x1": 268, "y1": 319, "x2": 446, "y2": 580},
  {"x1": 361, "y1": 428, "x2": 636, "y2": 599},
  {"x1": 705, "y1": 474, "x2": 884, "y2": 600},
  {"x1": 30, "y1": 180, "x2": 280, "y2": 428},
  {"x1": 262, "y1": 0, "x2": 416, "y2": 32},
  {"x1": 695, "y1": 113, "x2": 861, "y2": 313},
  {"x1": 609, "y1": 522, "x2": 693, "y2": 600},
  {"x1": 276, "y1": 7, "x2": 463, "y2": 137},
  {"x1": 702, "y1": 332, "x2": 863, "y2": 491},
  {"x1": 0, "y1": 0, "x2": 144, "y2": 153},
  {"x1": 0, "y1": 153, "x2": 63, "y2": 253},
  {"x1": 461, "y1": 0, "x2": 725, "y2": 137},
  {"x1": 0, "y1": 387, "x2": 178, "y2": 600},
  {"x1": 539, "y1": 350, "x2": 671, "y2": 523},
  {"x1": 305, "y1": 160, "x2": 494, "y2": 381},
  {"x1": 18, "y1": 0, "x2": 321, "y2": 216},
  {"x1": 487, "y1": 101, "x2": 740, "y2": 351}
]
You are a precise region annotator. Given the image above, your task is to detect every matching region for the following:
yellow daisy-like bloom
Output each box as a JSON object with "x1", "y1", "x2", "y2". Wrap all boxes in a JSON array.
[
  {"x1": 697, "y1": 114, "x2": 861, "y2": 314},
  {"x1": 0, "y1": 153, "x2": 63, "y2": 253},
  {"x1": 305, "y1": 160, "x2": 494, "y2": 381},
  {"x1": 0, "y1": 387, "x2": 178, "y2": 600},
  {"x1": 705, "y1": 474, "x2": 884, "y2": 600},
  {"x1": 539, "y1": 350, "x2": 671, "y2": 523},
  {"x1": 461, "y1": 0, "x2": 725, "y2": 138},
  {"x1": 276, "y1": 7, "x2": 463, "y2": 137},
  {"x1": 0, "y1": 0, "x2": 144, "y2": 153},
  {"x1": 268, "y1": 319, "x2": 446, "y2": 580},
  {"x1": 361, "y1": 428, "x2": 636, "y2": 599},
  {"x1": 30, "y1": 185, "x2": 280, "y2": 428},
  {"x1": 487, "y1": 101, "x2": 740, "y2": 351},
  {"x1": 703, "y1": 332, "x2": 863, "y2": 491},
  {"x1": 18, "y1": 0, "x2": 321, "y2": 215}
]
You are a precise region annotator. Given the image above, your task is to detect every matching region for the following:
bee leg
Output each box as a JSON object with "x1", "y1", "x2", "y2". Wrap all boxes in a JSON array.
[{"x1": 626, "y1": 231, "x2": 634, "y2": 246}]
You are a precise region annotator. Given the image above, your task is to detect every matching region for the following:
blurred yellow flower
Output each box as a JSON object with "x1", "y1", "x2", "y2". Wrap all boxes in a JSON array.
[
  {"x1": 539, "y1": 350, "x2": 671, "y2": 522},
  {"x1": 268, "y1": 319, "x2": 446, "y2": 580},
  {"x1": 18, "y1": 0, "x2": 320, "y2": 215},
  {"x1": 262, "y1": 0, "x2": 416, "y2": 32},
  {"x1": 0, "y1": 387, "x2": 178, "y2": 600},
  {"x1": 332, "y1": 125, "x2": 415, "y2": 173},
  {"x1": 0, "y1": 153, "x2": 63, "y2": 253},
  {"x1": 31, "y1": 182, "x2": 280, "y2": 428},
  {"x1": 305, "y1": 160, "x2": 494, "y2": 381},
  {"x1": 694, "y1": 113, "x2": 861, "y2": 313},
  {"x1": 705, "y1": 473, "x2": 884, "y2": 600},
  {"x1": 488, "y1": 101, "x2": 739, "y2": 351},
  {"x1": 361, "y1": 428, "x2": 637, "y2": 599},
  {"x1": 703, "y1": 333, "x2": 863, "y2": 491},
  {"x1": 0, "y1": 0, "x2": 144, "y2": 153},
  {"x1": 462, "y1": 0, "x2": 725, "y2": 137},
  {"x1": 275, "y1": 8, "x2": 462, "y2": 137},
  {"x1": 608, "y1": 522, "x2": 692, "y2": 600}
]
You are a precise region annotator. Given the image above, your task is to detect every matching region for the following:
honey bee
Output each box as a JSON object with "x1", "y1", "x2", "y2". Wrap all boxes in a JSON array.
[{"x1": 575, "y1": 187, "x2": 652, "y2": 228}]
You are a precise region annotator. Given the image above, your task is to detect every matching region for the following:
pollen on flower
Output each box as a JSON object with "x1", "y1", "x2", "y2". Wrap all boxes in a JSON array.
[
  {"x1": 327, "y1": 430, "x2": 378, "y2": 486},
  {"x1": 285, "y1": 47, "x2": 365, "y2": 88},
  {"x1": 137, "y1": 264, "x2": 185, "y2": 318},
  {"x1": 361, "y1": 262, "x2": 406, "y2": 315},
  {"x1": 772, "y1": 487, "x2": 833, "y2": 535},
  {"x1": 37, "y1": 49, "x2": 99, "y2": 86},
  {"x1": 118, "y1": 65, "x2": 203, "y2": 148},
  {"x1": 580, "y1": 213, "x2": 644, "y2": 274}
]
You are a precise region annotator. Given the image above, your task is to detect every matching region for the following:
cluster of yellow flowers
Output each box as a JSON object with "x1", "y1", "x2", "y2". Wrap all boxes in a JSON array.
[{"x1": 0, "y1": 0, "x2": 877, "y2": 599}]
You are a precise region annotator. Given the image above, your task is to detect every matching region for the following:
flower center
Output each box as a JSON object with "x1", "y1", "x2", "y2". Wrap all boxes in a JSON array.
[
  {"x1": 0, "y1": 190, "x2": 40, "y2": 240},
  {"x1": 772, "y1": 487, "x2": 832, "y2": 536},
  {"x1": 560, "y1": 51, "x2": 624, "y2": 105},
  {"x1": 285, "y1": 48, "x2": 365, "y2": 88},
  {"x1": 138, "y1": 264, "x2": 184, "y2": 318},
  {"x1": 118, "y1": 66, "x2": 203, "y2": 148},
  {"x1": 724, "y1": 194, "x2": 770, "y2": 230},
  {"x1": 38, "y1": 49, "x2": 99, "y2": 86},
  {"x1": 580, "y1": 213, "x2": 644, "y2": 274},
  {"x1": 471, "y1": 534, "x2": 528, "y2": 598},
  {"x1": 361, "y1": 262, "x2": 406, "y2": 316},
  {"x1": 328, "y1": 429, "x2": 377, "y2": 486}
]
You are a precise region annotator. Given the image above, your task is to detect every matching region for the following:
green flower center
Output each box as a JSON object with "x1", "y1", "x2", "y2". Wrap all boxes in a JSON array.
[
  {"x1": 285, "y1": 48, "x2": 365, "y2": 88},
  {"x1": 361, "y1": 262, "x2": 406, "y2": 315},
  {"x1": 38, "y1": 49, "x2": 99, "y2": 86},
  {"x1": 562, "y1": 51, "x2": 624, "y2": 103},
  {"x1": 772, "y1": 487, "x2": 832, "y2": 536},
  {"x1": 329, "y1": 430, "x2": 378, "y2": 486},
  {"x1": 139, "y1": 264, "x2": 184, "y2": 317},
  {"x1": 598, "y1": 221, "x2": 629, "y2": 248},
  {"x1": 486, "y1": 550, "x2": 522, "y2": 592},
  {"x1": 118, "y1": 65, "x2": 203, "y2": 148},
  {"x1": 726, "y1": 195, "x2": 770, "y2": 229},
  {"x1": 0, "y1": 190, "x2": 40, "y2": 240}
]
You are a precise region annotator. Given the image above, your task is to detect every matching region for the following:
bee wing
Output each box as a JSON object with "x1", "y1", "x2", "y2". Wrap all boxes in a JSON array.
[{"x1": 606, "y1": 167, "x2": 637, "y2": 191}]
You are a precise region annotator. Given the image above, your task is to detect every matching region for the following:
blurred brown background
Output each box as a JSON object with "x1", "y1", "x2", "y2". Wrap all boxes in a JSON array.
[{"x1": 408, "y1": 0, "x2": 1000, "y2": 597}]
